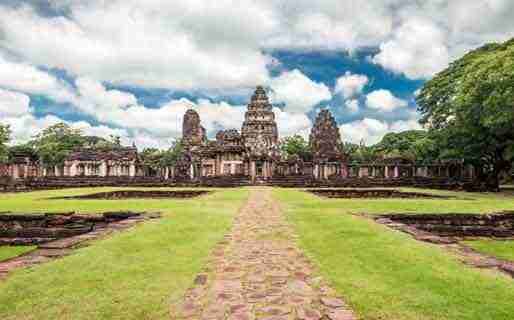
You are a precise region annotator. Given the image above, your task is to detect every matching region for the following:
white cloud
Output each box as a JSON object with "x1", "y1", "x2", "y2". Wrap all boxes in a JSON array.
[
  {"x1": 1, "y1": 114, "x2": 63, "y2": 144},
  {"x1": 0, "y1": 112, "x2": 171, "y2": 150},
  {"x1": 365, "y1": 89, "x2": 408, "y2": 112},
  {"x1": 0, "y1": 89, "x2": 30, "y2": 117},
  {"x1": 0, "y1": 54, "x2": 77, "y2": 103},
  {"x1": 0, "y1": 2, "x2": 273, "y2": 91},
  {"x1": 273, "y1": 107, "x2": 312, "y2": 138},
  {"x1": 1, "y1": 1, "x2": 513, "y2": 87},
  {"x1": 339, "y1": 117, "x2": 422, "y2": 145},
  {"x1": 263, "y1": 1, "x2": 394, "y2": 50},
  {"x1": 0, "y1": 0, "x2": 513, "y2": 149},
  {"x1": 269, "y1": 69, "x2": 331, "y2": 113},
  {"x1": 334, "y1": 72, "x2": 369, "y2": 98},
  {"x1": 372, "y1": 17, "x2": 450, "y2": 79}
]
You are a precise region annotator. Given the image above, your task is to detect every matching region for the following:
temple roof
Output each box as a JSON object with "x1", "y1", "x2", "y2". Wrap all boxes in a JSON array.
[
  {"x1": 66, "y1": 147, "x2": 138, "y2": 162},
  {"x1": 247, "y1": 86, "x2": 273, "y2": 112}
]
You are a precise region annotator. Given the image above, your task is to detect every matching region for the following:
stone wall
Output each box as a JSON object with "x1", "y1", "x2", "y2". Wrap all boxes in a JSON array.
[
  {"x1": 0, "y1": 211, "x2": 142, "y2": 245},
  {"x1": 379, "y1": 212, "x2": 514, "y2": 237},
  {"x1": 0, "y1": 175, "x2": 477, "y2": 192}
]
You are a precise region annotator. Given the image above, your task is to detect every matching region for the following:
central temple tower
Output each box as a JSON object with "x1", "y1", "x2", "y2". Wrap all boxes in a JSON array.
[
  {"x1": 241, "y1": 86, "x2": 278, "y2": 149},
  {"x1": 241, "y1": 86, "x2": 279, "y2": 181}
]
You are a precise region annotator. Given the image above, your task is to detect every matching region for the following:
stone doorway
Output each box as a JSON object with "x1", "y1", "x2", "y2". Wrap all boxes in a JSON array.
[{"x1": 256, "y1": 160, "x2": 264, "y2": 177}]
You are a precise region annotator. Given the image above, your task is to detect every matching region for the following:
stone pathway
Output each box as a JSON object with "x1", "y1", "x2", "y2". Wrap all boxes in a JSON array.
[{"x1": 172, "y1": 188, "x2": 356, "y2": 320}]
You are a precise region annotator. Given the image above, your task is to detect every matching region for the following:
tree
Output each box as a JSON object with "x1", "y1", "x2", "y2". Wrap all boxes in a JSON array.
[
  {"x1": 374, "y1": 130, "x2": 439, "y2": 162},
  {"x1": 31, "y1": 123, "x2": 85, "y2": 170},
  {"x1": 139, "y1": 148, "x2": 162, "y2": 175},
  {"x1": 279, "y1": 135, "x2": 311, "y2": 160},
  {"x1": 0, "y1": 124, "x2": 11, "y2": 163},
  {"x1": 139, "y1": 140, "x2": 185, "y2": 175},
  {"x1": 417, "y1": 38, "x2": 514, "y2": 191},
  {"x1": 109, "y1": 135, "x2": 122, "y2": 146},
  {"x1": 160, "y1": 139, "x2": 185, "y2": 167}
]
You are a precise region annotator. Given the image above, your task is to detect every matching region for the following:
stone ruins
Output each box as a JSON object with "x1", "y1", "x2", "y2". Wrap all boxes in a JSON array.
[{"x1": 0, "y1": 86, "x2": 475, "y2": 189}]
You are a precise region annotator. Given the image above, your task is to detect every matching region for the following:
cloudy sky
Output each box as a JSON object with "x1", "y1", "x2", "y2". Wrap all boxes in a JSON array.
[{"x1": 0, "y1": 0, "x2": 513, "y2": 149}]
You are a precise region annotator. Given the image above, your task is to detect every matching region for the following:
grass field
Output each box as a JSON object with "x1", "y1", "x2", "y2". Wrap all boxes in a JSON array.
[
  {"x1": 302, "y1": 187, "x2": 514, "y2": 215},
  {"x1": 463, "y1": 240, "x2": 514, "y2": 262},
  {"x1": 0, "y1": 187, "x2": 249, "y2": 320},
  {"x1": 1, "y1": 187, "x2": 514, "y2": 320},
  {"x1": 274, "y1": 188, "x2": 514, "y2": 320},
  {"x1": 0, "y1": 246, "x2": 36, "y2": 262}
]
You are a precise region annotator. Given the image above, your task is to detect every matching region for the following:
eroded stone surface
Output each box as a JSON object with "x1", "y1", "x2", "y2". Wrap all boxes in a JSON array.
[{"x1": 171, "y1": 188, "x2": 356, "y2": 319}]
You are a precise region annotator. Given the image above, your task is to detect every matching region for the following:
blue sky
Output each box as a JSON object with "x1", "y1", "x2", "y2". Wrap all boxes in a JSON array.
[{"x1": 0, "y1": 1, "x2": 513, "y2": 148}]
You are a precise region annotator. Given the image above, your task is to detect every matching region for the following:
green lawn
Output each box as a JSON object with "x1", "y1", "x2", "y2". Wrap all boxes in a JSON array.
[
  {"x1": 463, "y1": 240, "x2": 514, "y2": 262},
  {"x1": 303, "y1": 187, "x2": 514, "y2": 215},
  {"x1": 0, "y1": 246, "x2": 36, "y2": 262},
  {"x1": 0, "y1": 187, "x2": 249, "y2": 320},
  {"x1": 274, "y1": 188, "x2": 514, "y2": 320},
  {"x1": 0, "y1": 187, "x2": 227, "y2": 214}
]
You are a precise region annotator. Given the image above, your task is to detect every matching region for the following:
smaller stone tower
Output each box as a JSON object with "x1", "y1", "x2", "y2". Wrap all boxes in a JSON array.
[
  {"x1": 182, "y1": 109, "x2": 206, "y2": 146},
  {"x1": 309, "y1": 109, "x2": 343, "y2": 160}
]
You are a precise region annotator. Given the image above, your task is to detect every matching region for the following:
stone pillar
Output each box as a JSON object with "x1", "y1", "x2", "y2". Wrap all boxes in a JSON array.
[
  {"x1": 70, "y1": 163, "x2": 77, "y2": 177},
  {"x1": 250, "y1": 161, "x2": 256, "y2": 183},
  {"x1": 190, "y1": 164, "x2": 195, "y2": 180},
  {"x1": 11, "y1": 165, "x2": 19, "y2": 179},
  {"x1": 100, "y1": 162, "x2": 108, "y2": 177},
  {"x1": 341, "y1": 164, "x2": 348, "y2": 178},
  {"x1": 394, "y1": 166, "x2": 399, "y2": 178},
  {"x1": 384, "y1": 166, "x2": 389, "y2": 179},
  {"x1": 215, "y1": 155, "x2": 220, "y2": 176},
  {"x1": 129, "y1": 163, "x2": 136, "y2": 177}
]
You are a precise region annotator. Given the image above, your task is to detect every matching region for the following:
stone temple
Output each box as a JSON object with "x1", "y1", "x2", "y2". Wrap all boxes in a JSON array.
[
  {"x1": 182, "y1": 86, "x2": 281, "y2": 183},
  {"x1": 0, "y1": 86, "x2": 476, "y2": 189},
  {"x1": 175, "y1": 86, "x2": 474, "y2": 185}
]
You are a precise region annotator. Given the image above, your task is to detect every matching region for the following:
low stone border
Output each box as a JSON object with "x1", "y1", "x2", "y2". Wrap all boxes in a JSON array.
[
  {"x1": 0, "y1": 212, "x2": 160, "y2": 280},
  {"x1": 373, "y1": 214, "x2": 514, "y2": 278},
  {"x1": 51, "y1": 190, "x2": 212, "y2": 200},
  {"x1": 308, "y1": 189, "x2": 455, "y2": 199}
]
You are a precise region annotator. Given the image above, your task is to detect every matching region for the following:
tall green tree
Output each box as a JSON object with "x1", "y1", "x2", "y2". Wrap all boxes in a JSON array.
[
  {"x1": 279, "y1": 135, "x2": 311, "y2": 160},
  {"x1": 374, "y1": 130, "x2": 439, "y2": 162},
  {"x1": 0, "y1": 124, "x2": 11, "y2": 163},
  {"x1": 160, "y1": 139, "x2": 185, "y2": 167},
  {"x1": 31, "y1": 123, "x2": 85, "y2": 170},
  {"x1": 417, "y1": 38, "x2": 514, "y2": 191},
  {"x1": 139, "y1": 139, "x2": 185, "y2": 173}
]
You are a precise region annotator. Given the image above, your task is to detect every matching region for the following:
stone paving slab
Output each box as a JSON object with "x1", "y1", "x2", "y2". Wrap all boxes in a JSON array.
[{"x1": 171, "y1": 188, "x2": 356, "y2": 320}]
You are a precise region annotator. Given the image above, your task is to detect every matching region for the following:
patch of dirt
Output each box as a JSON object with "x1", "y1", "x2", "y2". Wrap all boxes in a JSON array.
[
  {"x1": 53, "y1": 190, "x2": 211, "y2": 200},
  {"x1": 308, "y1": 189, "x2": 454, "y2": 199}
]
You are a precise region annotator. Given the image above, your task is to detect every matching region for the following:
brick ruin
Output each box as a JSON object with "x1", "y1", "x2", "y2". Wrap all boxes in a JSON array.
[
  {"x1": 0, "y1": 86, "x2": 475, "y2": 189},
  {"x1": 308, "y1": 189, "x2": 453, "y2": 199}
]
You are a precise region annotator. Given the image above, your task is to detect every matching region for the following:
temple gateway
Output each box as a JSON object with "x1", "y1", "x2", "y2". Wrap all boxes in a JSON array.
[{"x1": 1, "y1": 86, "x2": 475, "y2": 189}]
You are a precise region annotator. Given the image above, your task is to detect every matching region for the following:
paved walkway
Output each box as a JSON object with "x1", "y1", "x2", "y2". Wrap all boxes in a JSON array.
[{"x1": 172, "y1": 188, "x2": 356, "y2": 320}]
